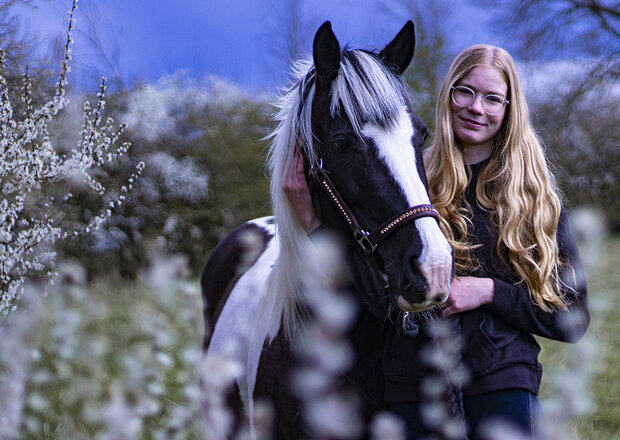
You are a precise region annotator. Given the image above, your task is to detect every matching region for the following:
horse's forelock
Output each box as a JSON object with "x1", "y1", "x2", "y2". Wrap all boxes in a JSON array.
[
  {"x1": 268, "y1": 59, "x2": 318, "y2": 178},
  {"x1": 333, "y1": 50, "x2": 410, "y2": 136}
]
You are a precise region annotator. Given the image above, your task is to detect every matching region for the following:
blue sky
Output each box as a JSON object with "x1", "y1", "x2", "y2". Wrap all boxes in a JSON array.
[{"x1": 15, "y1": 0, "x2": 503, "y2": 92}]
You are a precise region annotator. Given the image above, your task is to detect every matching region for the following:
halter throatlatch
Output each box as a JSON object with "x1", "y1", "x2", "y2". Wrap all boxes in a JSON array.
[{"x1": 310, "y1": 159, "x2": 440, "y2": 288}]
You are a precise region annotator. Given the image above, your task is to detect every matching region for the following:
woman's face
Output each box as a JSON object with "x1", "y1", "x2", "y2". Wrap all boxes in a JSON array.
[{"x1": 450, "y1": 65, "x2": 508, "y2": 155}]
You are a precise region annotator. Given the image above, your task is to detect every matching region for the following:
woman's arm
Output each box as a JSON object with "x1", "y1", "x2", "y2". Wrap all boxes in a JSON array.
[
  {"x1": 441, "y1": 276, "x2": 494, "y2": 317},
  {"x1": 476, "y1": 209, "x2": 589, "y2": 343}
]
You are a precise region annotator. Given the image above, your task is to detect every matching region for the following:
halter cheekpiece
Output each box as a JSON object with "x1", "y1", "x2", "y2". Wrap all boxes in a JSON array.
[{"x1": 310, "y1": 158, "x2": 440, "y2": 288}]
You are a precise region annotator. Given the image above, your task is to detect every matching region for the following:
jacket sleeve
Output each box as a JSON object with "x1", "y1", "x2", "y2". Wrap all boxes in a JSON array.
[{"x1": 484, "y1": 208, "x2": 589, "y2": 343}]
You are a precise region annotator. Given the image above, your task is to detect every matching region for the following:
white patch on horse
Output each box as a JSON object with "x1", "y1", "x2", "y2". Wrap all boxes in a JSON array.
[
  {"x1": 415, "y1": 215, "x2": 452, "y2": 302},
  {"x1": 362, "y1": 107, "x2": 452, "y2": 301},
  {"x1": 362, "y1": 107, "x2": 428, "y2": 207},
  {"x1": 205, "y1": 232, "x2": 280, "y2": 412},
  {"x1": 250, "y1": 216, "x2": 276, "y2": 236}
]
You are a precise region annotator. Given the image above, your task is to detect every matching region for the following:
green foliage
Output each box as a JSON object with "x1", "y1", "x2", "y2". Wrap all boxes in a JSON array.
[
  {"x1": 403, "y1": 43, "x2": 444, "y2": 135},
  {"x1": 574, "y1": 236, "x2": 620, "y2": 438},
  {"x1": 189, "y1": 94, "x2": 272, "y2": 261},
  {"x1": 56, "y1": 77, "x2": 273, "y2": 278}
]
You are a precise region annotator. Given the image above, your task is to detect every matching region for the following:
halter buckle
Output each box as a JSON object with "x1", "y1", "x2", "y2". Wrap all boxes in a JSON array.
[
  {"x1": 310, "y1": 157, "x2": 324, "y2": 173},
  {"x1": 357, "y1": 230, "x2": 377, "y2": 253}
]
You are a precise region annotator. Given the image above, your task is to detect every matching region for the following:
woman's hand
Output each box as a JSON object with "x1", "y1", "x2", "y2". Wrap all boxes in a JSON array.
[
  {"x1": 441, "y1": 276, "x2": 494, "y2": 317},
  {"x1": 283, "y1": 148, "x2": 322, "y2": 233}
]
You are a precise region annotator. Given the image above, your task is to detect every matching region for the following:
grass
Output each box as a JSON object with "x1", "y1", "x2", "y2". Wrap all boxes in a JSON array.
[
  {"x1": 3, "y1": 258, "x2": 207, "y2": 439},
  {"x1": 538, "y1": 235, "x2": 620, "y2": 439}
]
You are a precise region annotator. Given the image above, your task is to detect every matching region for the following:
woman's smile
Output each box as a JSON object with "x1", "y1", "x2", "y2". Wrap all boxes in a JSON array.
[
  {"x1": 450, "y1": 65, "x2": 507, "y2": 157},
  {"x1": 459, "y1": 116, "x2": 485, "y2": 128}
]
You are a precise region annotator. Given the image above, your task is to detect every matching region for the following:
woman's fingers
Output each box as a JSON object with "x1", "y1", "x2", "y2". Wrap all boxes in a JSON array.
[
  {"x1": 284, "y1": 148, "x2": 306, "y2": 194},
  {"x1": 283, "y1": 148, "x2": 321, "y2": 233}
]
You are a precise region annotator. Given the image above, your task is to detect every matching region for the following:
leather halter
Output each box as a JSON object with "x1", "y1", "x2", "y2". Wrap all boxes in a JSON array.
[{"x1": 309, "y1": 158, "x2": 440, "y2": 288}]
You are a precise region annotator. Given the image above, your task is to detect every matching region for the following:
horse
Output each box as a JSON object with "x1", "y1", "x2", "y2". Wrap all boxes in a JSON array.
[{"x1": 201, "y1": 21, "x2": 453, "y2": 439}]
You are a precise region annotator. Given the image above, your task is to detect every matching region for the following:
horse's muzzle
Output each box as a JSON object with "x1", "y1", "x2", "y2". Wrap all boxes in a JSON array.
[{"x1": 397, "y1": 292, "x2": 448, "y2": 312}]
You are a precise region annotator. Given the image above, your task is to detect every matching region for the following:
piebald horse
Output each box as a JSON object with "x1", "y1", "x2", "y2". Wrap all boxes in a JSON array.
[{"x1": 202, "y1": 21, "x2": 453, "y2": 439}]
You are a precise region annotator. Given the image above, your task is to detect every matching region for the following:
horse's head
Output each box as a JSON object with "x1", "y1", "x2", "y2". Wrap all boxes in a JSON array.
[{"x1": 302, "y1": 21, "x2": 453, "y2": 312}]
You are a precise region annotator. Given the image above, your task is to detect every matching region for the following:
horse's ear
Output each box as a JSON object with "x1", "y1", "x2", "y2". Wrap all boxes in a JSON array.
[
  {"x1": 313, "y1": 21, "x2": 341, "y2": 86},
  {"x1": 379, "y1": 20, "x2": 416, "y2": 74}
]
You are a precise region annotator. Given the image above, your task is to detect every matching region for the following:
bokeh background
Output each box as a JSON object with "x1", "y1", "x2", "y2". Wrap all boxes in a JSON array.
[{"x1": 1, "y1": 0, "x2": 618, "y2": 438}]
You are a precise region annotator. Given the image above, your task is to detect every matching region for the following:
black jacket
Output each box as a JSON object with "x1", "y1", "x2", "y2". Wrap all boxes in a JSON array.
[{"x1": 337, "y1": 159, "x2": 589, "y2": 402}]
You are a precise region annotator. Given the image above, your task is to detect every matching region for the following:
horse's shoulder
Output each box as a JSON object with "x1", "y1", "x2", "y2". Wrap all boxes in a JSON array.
[
  {"x1": 201, "y1": 216, "x2": 275, "y2": 282},
  {"x1": 201, "y1": 217, "x2": 276, "y2": 337}
]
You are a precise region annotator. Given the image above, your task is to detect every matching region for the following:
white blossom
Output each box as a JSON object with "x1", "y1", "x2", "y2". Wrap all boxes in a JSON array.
[
  {"x1": 146, "y1": 152, "x2": 208, "y2": 203},
  {"x1": 0, "y1": 0, "x2": 143, "y2": 313}
]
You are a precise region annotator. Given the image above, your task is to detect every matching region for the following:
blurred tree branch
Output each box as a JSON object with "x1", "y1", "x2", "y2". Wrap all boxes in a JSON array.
[
  {"x1": 71, "y1": 0, "x2": 127, "y2": 91},
  {"x1": 476, "y1": 0, "x2": 619, "y2": 62},
  {"x1": 284, "y1": 0, "x2": 305, "y2": 62},
  {"x1": 0, "y1": 0, "x2": 55, "y2": 110},
  {"x1": 571, "y1": 0, "x2": 619, "y2": 38}
]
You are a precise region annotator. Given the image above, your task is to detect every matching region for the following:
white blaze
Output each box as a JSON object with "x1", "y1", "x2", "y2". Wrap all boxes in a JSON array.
[{"x1": 362, "y1": 107, "x2": 452, "y2": 303}]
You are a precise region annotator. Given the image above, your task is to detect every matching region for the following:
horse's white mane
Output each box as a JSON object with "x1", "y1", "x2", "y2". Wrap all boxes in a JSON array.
[
  {"x1": 239, "y1": 49, "x2": 415, "y2": 434},
  {"x1": 255, "y1": 49, "x2": 413, "y2": 345}
]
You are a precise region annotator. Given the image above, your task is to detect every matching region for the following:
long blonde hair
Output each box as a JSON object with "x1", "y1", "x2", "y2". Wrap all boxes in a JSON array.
[{"x1": 425, "y1": 44, "x2": 566, "y2": 311}]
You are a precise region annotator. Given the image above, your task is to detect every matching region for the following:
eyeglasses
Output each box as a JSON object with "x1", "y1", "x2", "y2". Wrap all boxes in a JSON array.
[{"x1": 451, "y1": 86, "x2": 509, "y2": 115}]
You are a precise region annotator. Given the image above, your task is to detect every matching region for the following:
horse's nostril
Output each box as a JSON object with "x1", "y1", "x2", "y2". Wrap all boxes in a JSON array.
[{"x1": 432, "y1": 293, "x2": 448, "y2": 304}]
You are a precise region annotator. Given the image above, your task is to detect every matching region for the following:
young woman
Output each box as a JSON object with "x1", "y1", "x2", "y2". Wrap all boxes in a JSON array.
[{"x1": 284, "y1": 44, "x2": 589, "y2": 439}]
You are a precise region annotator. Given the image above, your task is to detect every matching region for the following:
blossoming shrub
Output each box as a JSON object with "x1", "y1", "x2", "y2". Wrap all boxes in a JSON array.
[{"x1": 0, "y1": 0, "x2": 143, "y2": 312}]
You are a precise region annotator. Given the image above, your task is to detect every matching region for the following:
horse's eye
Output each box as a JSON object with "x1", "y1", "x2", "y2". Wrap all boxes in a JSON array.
[{"x1": 333, "y1": 137, "x2": 350, "y2": 151}]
